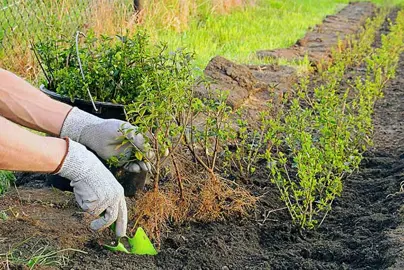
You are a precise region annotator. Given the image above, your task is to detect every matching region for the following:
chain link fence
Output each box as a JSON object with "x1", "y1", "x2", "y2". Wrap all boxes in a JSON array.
[{"x1": 0, "y1": 0, "x2": 139, "y2": 60}]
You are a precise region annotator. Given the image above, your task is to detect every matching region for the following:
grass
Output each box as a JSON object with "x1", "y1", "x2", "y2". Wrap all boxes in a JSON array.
[
  {"x1": 0, "y1": 170, "x2": 14, "y2": 195},
  {"x1": 1, "y1": 0, "x2": 404, "y2": 79},
  {"x1": 151, "y1": 0, "x2": 348, "y2": 67},
  {"x1": 138, "y1": 0, "x2": 404, "y2": 68},
  {"x1": 0, "y1": 237, "x2": 87, "y2": 269}
]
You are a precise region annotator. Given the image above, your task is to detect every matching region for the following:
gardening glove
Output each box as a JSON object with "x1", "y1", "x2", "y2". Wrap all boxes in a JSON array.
[
  {"x1": 60, "y1": 107, "x2": 152, "y2": 173},
  {"x1": 55, "y1": 138, "x2": 127, "y2": 237}
]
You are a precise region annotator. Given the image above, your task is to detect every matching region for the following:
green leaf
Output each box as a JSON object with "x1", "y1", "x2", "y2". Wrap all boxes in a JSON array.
[
  {"x1": 27, "y1": 257, "x2": 39, "y2": 268},
  {"x1": 135, "y1": 151, "x2": 144, "y2": 161}
]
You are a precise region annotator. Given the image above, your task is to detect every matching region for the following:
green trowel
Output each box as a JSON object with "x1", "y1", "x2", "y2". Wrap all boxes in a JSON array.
[{"x1": 104, "y1": 227, "x2": 157, "y2": 255}]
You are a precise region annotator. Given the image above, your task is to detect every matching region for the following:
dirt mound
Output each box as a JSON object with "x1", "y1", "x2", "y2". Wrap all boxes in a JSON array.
[
  {"x1": 257, "y1": 2, "x2": 377, "y2": 67},
  {"x1": 196, "y1": 56, "x2": 297, "y2": 122},
  {"x1": 194, "y1": 56, "x2": 265, "y2": 109},
  {"x1": 243, "y1": 64, "x2": 298, "y2": 120}
]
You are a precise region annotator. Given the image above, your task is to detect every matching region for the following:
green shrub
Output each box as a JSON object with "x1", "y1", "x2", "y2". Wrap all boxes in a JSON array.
[
  {"x1": 32, "y1": 31, "x2": 184, "y2": 104},
  {"x1": 124, "y1": 46, "x2": 197, "y2": 187}
]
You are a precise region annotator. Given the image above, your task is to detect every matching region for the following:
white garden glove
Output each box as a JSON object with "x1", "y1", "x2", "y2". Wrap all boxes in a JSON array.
[
  {"x1": 55, "y1": 138, "x2": 128, "y2": 237},
  {"x1": 60, "y1": 107, "x2": 151, "y2": 173}
]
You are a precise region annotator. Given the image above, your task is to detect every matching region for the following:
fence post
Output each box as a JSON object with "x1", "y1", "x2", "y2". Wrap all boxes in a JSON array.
[{"x1": 134, "y1": 0, "x2": 142, "y2": 12}]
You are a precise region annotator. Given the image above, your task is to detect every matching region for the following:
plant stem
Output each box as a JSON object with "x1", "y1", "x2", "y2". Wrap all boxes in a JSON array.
[{"x1": 171, "y1": 153, "x2": 184, "y2": 200}]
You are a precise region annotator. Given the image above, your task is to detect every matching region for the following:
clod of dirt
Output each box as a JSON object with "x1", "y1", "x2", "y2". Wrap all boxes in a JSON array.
[
  {"x1": 257, "y1": 2, "x2": 377, "y2": 67},
  {"x1": 195, "y1": 56, "x2": 266, "y2": 109},
  {"x1": 242, "y1": 64, "x2": 298, "y2": 120},
  {"x1": 195, "y1": 56, "x2": 298, "y2": 122}
]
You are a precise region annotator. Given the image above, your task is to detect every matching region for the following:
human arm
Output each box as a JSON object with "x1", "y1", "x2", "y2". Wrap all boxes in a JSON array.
[
  {"x1": 0, "y1": 68, "x2": 150, "y2": 172},
  {"x1": 0, "y1": 116, "x2": 127, "y2": 236},
  {"x1": 0, "y1": 68, "x2": 71, "y2": 136},
  {"x1": 0, "y1": 115, "x2": 66, "y2": 172}
]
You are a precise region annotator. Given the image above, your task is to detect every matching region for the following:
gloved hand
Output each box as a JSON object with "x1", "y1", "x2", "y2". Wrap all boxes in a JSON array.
[
  {"x1": 60, "y1": 107, "x2": 151, "y2": 173},
  {"x1": 55, "y1": 138, "x2": 127, "y2": 237}
]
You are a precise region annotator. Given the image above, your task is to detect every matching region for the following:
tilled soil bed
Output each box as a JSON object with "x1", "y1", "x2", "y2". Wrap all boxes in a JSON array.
[{"x1": 1, "y1": 4, "x2": 404, "y2": 270}]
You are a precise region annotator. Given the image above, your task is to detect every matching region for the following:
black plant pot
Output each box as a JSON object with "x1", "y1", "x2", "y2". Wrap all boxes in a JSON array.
[
  {"x1": 40, "y1": 85, "x2": 147, "y2": 197},
  {"x1": 39, "y1": 85, "x2": 126, "y2": 119}
]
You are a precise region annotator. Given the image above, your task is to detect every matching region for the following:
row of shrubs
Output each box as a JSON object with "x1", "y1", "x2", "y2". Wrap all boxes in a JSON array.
[{"x1": 263, "y1": 9, "x2": 404, "y2": 228}]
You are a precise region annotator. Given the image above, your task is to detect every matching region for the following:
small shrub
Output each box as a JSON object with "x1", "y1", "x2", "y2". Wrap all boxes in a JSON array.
[
  {"x1": 33, "y1": 31, "x2": 158, "y2": 104},
  {"x1": 118, "y1": 45, "x2": 257, "y2": 242},
  {"x1": 125, "y1": 46, "x2": 196, "y2": 189}
]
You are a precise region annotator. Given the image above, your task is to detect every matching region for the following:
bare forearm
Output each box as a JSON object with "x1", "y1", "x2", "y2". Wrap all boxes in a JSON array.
[
  {"x1": 0, "y1": 68, "x2": 71, "y2": 136},
  {"x1": 0, "y1": 116, "x2": 66, "y2": 172}
]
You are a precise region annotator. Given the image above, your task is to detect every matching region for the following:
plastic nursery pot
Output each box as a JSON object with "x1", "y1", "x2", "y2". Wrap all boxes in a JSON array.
[
  {"x1": 39, "y1": 85, "x2": 126, "y2": 120},
  {"x1": 40, "y1": 85, "x2": 147, "y2": 197}
]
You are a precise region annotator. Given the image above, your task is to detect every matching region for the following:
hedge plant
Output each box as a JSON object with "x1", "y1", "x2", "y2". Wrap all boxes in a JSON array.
[{"x1": 32, "y1": 31, "x2": 193, "y2": 105}]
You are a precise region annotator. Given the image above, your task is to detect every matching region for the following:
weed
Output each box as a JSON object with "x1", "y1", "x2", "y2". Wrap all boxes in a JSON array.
[
  {"x1": 0, "y1": 238, "x2": 86, "y2": 269},
  {"x1": 0, "y1": 170, "x2": 14, "y2": 195},
  {"x1": 0, "y1": 211, "x2": 8, "y2": 221}
]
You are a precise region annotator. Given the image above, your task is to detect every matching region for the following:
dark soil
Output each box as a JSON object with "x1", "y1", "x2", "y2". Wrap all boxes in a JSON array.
[{"x1": 1, "y1": 5, "x2": 404, "y2": 270}]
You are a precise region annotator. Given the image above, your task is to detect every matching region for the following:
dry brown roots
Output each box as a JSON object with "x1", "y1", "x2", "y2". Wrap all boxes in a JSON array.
[{"x1": 129, "y1": 155, "x2": 257, "y2": 246}]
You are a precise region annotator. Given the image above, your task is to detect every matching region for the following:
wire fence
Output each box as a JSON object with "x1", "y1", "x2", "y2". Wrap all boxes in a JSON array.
[{"x1": 0, "y1": 0, "x2": 138, "y2": 56}]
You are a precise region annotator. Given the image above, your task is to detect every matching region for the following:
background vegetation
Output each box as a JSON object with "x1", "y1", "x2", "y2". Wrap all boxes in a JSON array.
[{"x1": 1, "y1": 0, "x2": 403, "y2": 80}]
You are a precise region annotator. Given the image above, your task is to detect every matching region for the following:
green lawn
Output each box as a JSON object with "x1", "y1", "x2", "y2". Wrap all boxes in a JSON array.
[
  {"x1": 147, "y1": 0, "x2": 404, "y2": 68},
  {"x1": 1, "y1": 0, "x2": 403, "y2": 74}
]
